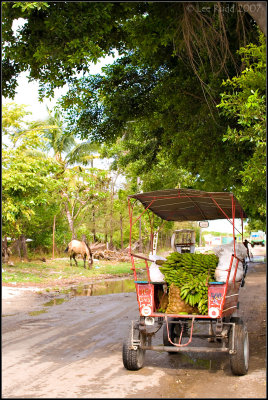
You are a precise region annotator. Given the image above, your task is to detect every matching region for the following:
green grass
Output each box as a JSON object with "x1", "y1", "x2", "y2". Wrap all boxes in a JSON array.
[{"x1": 2, "y1": 258, "x2": 145, "y2": 285}]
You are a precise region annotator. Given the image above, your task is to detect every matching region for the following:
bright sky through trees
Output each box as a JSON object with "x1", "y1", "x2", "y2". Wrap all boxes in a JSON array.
[{"x1": 3, "y1": 10, "x2": 254, "y2": 235}]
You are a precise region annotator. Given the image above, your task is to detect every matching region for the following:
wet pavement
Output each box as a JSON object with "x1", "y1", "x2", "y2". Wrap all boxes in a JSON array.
[{"x1": 2, "y1": 247, "x2": 266, "y2": 398}]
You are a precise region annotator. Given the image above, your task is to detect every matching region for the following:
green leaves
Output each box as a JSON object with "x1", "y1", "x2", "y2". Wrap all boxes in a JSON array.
[
  {"x1": 2, "y1": 2, "x2": 134, "y2": 98},
  {"x1": 217, "y1": 33, "x2": 266, "y2": 228},
  {"x1": 12, "y1": 2, "x2": 49, "y2": 12},
  {"x1": 2, "y1": 103, "x2": 62, "y2": 237}
]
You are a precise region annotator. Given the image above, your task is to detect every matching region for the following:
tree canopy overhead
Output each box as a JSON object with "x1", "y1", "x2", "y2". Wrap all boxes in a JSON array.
[
  {"x1": 2, "y1": 2, "x2": 265, "y2": 229},
  {"x1": 2, "y1": 1, "x2": 258, "y2": 98}
]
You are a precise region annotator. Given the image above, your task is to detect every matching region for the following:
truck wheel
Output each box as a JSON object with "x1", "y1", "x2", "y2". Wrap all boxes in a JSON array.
[
  {"x1": 122, "y1": 325, "x2": 145, "y2": 370},
  {"x1": 229, "y1": 322, "x2": 249, "y2": 375}
]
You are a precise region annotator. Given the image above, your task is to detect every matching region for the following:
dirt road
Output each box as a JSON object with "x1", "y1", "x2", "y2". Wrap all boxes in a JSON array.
[{"x1": 2, "y1": 247, "x2": 266, "y2": 398}]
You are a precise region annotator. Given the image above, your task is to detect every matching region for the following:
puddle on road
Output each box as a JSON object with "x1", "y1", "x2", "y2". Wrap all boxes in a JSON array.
[
  {"x1": 28, "y1": 298, "x2": 66, "y2": 316},
  {"x1": 43, "y1": 298, "x2": 67, "y2": 306},
  {"x1": 69, "y1": 278, "x2": 136, "y2": 297},
  {"x1": 178, "y1": 353, "x2": 223, "y2": 370},
  {"x1": 167, "y1": 353, "x2": 225, "y2": 373},
  {"x1": 2, "y1": 313, "x2": 18, "y2": 317},
  {"x1": 28, "y1": 309, "x2": 48, "y2": 316},
  {"x1": 34, "y1": 279, "x2": 136, "y2": 312}
]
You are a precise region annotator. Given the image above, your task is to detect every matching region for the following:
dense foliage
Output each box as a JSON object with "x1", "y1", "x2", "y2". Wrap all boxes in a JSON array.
[
  {"x1": 2, "y1": 103, "x2": 62, "y2": 238},
  {"x1": 217, "y1": 34, "x2": 266, "y2": 230},
  {"x1": 2, "y1": 1, "x2": 265, "y2": 239},
  {"x1": 2, "y1": 103, "x2": 147, "y2": 253}
]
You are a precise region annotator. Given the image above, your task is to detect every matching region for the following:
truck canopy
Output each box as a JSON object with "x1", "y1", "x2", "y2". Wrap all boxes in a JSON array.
[{"x1": 128, "y1": 188, "x2": 247, "y2": 222}]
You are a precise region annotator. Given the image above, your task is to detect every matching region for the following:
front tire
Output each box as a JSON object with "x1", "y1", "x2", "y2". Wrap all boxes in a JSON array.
[
  {"x1": 229, "y1": 320, "x2": 249, "y2": 376},
  {"x1": 122, "y1": 324, "x2": 145, "y2": 370}
]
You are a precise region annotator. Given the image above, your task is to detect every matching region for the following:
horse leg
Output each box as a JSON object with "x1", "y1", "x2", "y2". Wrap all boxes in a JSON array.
[
  {"x1": 73, "y1": 254, "x2": 78, "y2": 267},
  {"x1": 88, "y1": 248, "x2": 93, "y2": 269},
  {"x1": 70, "y1": 255, "x2": 72, "y2": 266},
  {"x1": 83, "y1": 254, "x2": 87, "y2": 269}
]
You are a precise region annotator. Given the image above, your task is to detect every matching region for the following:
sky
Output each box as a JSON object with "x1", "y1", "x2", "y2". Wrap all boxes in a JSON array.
[
  {"x1": 202, "y1": 219, "x2": 244, "y2": 235},
  {"x1": 3, "y1": 35, "x2": 119, "y2": 171},
  {"x1": 4, "y1": 55, "x2": 117, "y2": 123},
  {"x1": 3, "y1": 20, "x2": 247, "y2": 235},
  {"x1": 5, "y1": 17, "x2": 118, "y2": 121}
]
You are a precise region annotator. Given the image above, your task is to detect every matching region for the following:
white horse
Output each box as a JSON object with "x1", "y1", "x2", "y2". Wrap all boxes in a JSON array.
[{"x1": 64, "y1": 240, "x2": 93, "y2": 269}]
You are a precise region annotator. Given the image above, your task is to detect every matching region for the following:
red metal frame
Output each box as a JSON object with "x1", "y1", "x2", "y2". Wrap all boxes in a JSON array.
[{"x1": 128, "y1": 192, "x2": 246, "y2": 322}]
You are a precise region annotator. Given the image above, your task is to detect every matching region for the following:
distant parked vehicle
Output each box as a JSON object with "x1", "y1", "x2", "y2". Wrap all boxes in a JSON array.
[{"x1": 250, "y1": 231, "x2": 265, "y2": 247}]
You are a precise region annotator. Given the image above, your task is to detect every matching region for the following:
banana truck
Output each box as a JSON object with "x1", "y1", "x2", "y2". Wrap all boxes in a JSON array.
[{"x1": 123, "y1": 188, "x2": 250, "y2": 376}]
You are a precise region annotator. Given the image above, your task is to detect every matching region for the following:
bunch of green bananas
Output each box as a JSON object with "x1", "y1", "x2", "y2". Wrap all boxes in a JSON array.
[
  {"x1": 197, "y1": 298, "x2": 208, "y2": 315},
  {"x1": 159, "y1": 252, "x2": 218, "y2": 315},
  {"x1": 179, "y1": 273, "x2": 209, "y2": 311}
]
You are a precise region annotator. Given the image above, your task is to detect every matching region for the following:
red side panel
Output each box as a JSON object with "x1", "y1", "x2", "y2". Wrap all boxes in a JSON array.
[
  {"x1": 136, "y1": 283, "x2": 154, "y2": 316},
  {"x1": 222, "y1": 281, "x2": 241, "y2": 317},
  {"x1": 208, "y1": 284, "x2": 225, "y2": 318}
]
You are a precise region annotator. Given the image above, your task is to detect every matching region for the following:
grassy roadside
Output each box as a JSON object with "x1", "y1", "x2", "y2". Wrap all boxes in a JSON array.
[{"x1": 2, "y1": 257, "x2": 145, "y2": 286}]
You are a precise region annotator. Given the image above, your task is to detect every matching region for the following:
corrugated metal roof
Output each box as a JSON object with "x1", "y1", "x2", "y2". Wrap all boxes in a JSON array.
[{"x1": 128, "y1": 188, "x2": 247, "y2": 221}]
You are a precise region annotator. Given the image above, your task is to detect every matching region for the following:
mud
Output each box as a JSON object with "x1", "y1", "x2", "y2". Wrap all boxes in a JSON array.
[{"x1": 2, "y1": 247, "x2": 266, "y2": 398}]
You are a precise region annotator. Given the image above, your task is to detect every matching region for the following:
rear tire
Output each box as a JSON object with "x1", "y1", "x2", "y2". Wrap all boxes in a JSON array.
[
  {"x1": 229, "y1": 320, "x2": 249, "y2": 376},
  {"x1": 122, "y1": 324, "x2": 145, "y2": 370}
]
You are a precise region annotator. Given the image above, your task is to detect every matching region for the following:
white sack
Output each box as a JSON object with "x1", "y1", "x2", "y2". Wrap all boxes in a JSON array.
[
  {"x1": 148, "y1": 254, "x2": 166, "y2": 282},
  {"x1": 213, "y1": 242, "x2": 247, "y2": 282}
]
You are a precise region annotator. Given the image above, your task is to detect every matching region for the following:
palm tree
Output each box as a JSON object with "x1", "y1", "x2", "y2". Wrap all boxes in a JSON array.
[
  {"x1": 37, "y1": 107, "x2": 101, "y2": 240},
  {"x1": 41, "y1": 107, "x2": 76, "y2": 164},
  {"x1": 40, "y1": 106, "x2": 100, "y2": 167},
  {"x1": 66, "y1": 140, "x2": 100, "y2": 168}
]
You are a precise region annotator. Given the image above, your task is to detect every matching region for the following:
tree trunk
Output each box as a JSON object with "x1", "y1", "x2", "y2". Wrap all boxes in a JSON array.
[
  {"x1": 166, "y1": 234, "x2": 170, "y2": 248},
  {"x1": 20, "y1": 235, "x2": 28, "y2": 261},
  {"x1": 237, "y1": 2, "x2": 267, "y2": 36},
  {"x1": 109, "y1": 173, "x2": 119, "y2": 249},
  {"x1": 109, "y1": 186, "x2": 115, "y2": 249},
  {"x1": 92, "y1": 205, "x2": 97, "y2": 242},
  {"x1": 64, "y1": 202, "x2": 76, "y2": 239},
  {"x1": 15, "y1": 239, "x2": 21, "y2": 260},
  {"x1": 2, "y1": 236, "x2": 9, "y2": 263},
  {"x1": 52, "y1": 215, "x2": 56, "y2": 259},
  {"x1": 120, "y1": 214, "x2": 124, "y2": 250}
]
